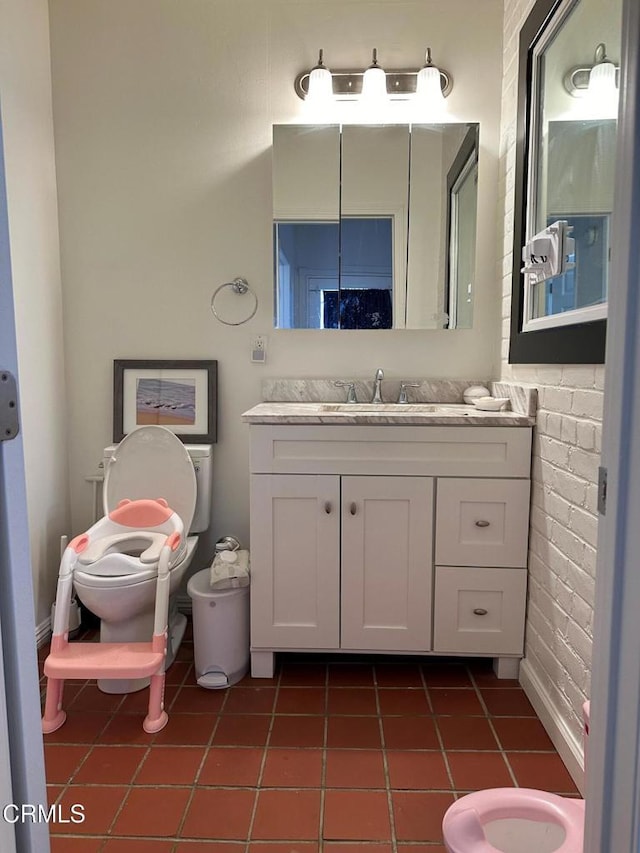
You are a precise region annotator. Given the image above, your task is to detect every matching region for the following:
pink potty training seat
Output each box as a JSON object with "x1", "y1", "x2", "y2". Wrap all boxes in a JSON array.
[
  {"x1": 76, "y1": 496, "x2": 186, "y2": 576},
  {"x1": 442, "y1": 787, "x2": 585, "y2": 853}
]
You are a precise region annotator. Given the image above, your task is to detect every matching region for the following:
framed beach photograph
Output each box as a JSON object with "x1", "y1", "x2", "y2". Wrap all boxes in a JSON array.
[{"x1": 113, "y1": 359, "x2": 217, "y2": 443}]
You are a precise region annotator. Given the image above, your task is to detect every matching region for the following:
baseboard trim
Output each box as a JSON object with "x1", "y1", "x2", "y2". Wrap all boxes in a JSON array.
[
  {"x1": 519, "y1": 658, "x2": 585, "y2": 793},
  {"x1": 36, "y1": 617, "x2": 52, "y2": 649}
]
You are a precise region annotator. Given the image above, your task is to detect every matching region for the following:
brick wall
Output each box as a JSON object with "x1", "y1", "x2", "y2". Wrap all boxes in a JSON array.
[{"x1": 499, "y1": 0, "x2": 604, "y2": 746}]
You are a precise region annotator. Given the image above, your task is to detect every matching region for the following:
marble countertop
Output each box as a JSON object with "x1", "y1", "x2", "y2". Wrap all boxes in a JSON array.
[{"x1": 241, "y1": 402, "x2": 535, "y2": 427}]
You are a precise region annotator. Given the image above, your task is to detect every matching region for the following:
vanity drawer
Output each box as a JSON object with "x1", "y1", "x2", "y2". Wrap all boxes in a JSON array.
[
  {"x1": 250, "y1": 425, "x2": 532, "y2": 478},
  {"x1": 435, "y1": 478, "x2": 530, "y2": 567},
  {"x1": 433, "y1": 566, "x2": 527, "y2": 655}
]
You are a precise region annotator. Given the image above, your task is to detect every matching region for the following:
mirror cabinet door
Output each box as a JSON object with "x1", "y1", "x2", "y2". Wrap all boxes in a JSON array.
[
  {"x1": 340, "y1": 125, "x2": 409, "y2": 329},
  {"x1": 273, "y1": 125, "x2": 340, "y2": 329},
  {"x1": 407, "y1": 124, "x2": 478, "y2": 329}
]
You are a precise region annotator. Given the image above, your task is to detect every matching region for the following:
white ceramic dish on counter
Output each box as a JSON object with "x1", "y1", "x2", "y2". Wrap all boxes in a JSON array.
[{"x1": 473, "y1": 397, "x2": 510, "y2": 411}]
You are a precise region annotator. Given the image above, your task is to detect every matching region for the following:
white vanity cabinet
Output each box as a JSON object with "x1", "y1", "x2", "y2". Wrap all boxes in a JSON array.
[
  {"x1": 250, "y1": 473, "x2": 434, "y2": 658},
  {"x1": 247, "y1": 423, "x2": 532, "y2": 679}
]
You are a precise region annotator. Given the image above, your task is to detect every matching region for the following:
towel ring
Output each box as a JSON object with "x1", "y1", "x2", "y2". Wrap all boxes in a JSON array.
[{"x1": 210, "y1": 277, "x2": 258, "y2": 326}]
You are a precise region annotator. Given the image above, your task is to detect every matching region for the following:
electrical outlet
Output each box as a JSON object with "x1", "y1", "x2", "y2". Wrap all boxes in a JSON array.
[{"x1": 251, "y1": 335, "x2": 267, "y2": 363}]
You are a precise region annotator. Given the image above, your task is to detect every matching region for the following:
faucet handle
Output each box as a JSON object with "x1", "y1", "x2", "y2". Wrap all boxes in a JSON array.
[
  {"x1": 334, "y1": 380, "x2": 357, "y2": 403},
  {"x1": 397, "y1": 382, "x2": 420, "y2": 404}
]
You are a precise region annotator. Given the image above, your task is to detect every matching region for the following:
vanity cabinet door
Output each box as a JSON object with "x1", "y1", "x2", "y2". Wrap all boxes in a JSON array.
[
  {"x1": 341, "y1": 476, "x2": 434, "y2": 651},
  {"x1": 250, "y1": 474, "x2": 340, "y2": 649}
]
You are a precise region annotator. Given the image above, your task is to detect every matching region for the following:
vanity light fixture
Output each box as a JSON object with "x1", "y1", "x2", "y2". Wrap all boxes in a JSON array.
[
  {"x1": 361, "y1": 49, "x2": 388, "y2": 104},
  {"x1": 294, "y1": 47, "x2": 453, "y2": 103},
  {"x1": 306, "y1": 49, "x2": 334, "y2": 104},
  {"x1": 563, "y1": 43, "x2": 619, "y2": 100},
  {"x1": 416, "y1": 48, "x2": 446, "y2": 107}
]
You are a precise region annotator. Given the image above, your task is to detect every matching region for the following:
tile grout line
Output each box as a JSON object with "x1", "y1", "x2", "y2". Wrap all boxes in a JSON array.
[
  {"x1": 318, "y1": 666, "x2": 329, "y2": 853},
  {"x1": 468, "y1": 668, "x2": 520, "y2": 789},
  {"x1": 424, "y1": 667, "x2": 457, "y2": 803},
  {"x1": 173, "y1": 661, "x2": 229, "y2": 843},
  {"x1": 319, "y1": 663, "x2": 329, "y2": 853},
  {"x1": 243, "y1": 661, "x2": 284, "y2": 851},
  {"x1": 374, "y1": 666, "x2": 398, "y2": 853}
]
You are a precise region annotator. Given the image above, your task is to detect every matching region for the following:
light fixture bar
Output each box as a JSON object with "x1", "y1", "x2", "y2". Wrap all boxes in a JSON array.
[
  {"x1": 564, "y1": 44, "x2": 620, "y2": 98},
  {"x1": 564, "y1": 65, "x2": 620, "y2": 97},
  {"x1": 294, "y1": 67, "x2": 453, "y2": 101}
]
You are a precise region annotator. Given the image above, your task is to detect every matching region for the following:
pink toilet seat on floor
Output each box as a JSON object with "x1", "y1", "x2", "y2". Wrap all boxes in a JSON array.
[{"x1": 443, "y1": 787, "x2": 585, "y2": 853}]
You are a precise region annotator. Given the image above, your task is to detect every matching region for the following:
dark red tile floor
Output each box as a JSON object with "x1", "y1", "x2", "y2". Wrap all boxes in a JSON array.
[{"x1": 39, "y1": 624, "x2": 578, "y2": 852}]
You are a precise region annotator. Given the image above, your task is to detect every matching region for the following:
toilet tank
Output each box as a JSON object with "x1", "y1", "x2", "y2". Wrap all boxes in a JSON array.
[
  {"x1": 187, "y1": 445, "x2": 213, "y2": 533},
  {"x1": 102, "y1": 442, "x2": 213, "y2": 534}
]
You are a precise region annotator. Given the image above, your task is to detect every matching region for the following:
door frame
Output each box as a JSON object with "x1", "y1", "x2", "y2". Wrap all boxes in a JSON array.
[
  {"x1": 585, "y1": 0, "x2": 640, "y2": 848},
  {"x1": 0, "y1": 106, "x2": 50, "y2": 852}
]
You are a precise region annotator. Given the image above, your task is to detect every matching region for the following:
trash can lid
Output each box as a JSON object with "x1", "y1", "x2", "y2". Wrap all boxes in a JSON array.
[{"x1": 187, "y1": 567, "x2": 250, "y2": 600}]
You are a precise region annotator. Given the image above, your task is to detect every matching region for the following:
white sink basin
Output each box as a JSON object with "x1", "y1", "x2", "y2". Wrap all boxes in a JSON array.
[{"x1": 319, "y1": 403, "x2": 471, "y2": 414}]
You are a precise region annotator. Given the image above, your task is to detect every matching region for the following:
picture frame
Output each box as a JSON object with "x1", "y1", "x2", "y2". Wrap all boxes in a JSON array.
[{"x1": 113, "y1": 359, "x2": 217, "y2": 443}]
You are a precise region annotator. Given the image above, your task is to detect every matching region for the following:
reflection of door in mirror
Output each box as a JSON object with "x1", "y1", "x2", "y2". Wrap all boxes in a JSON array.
[
  {"x1": 446, "y1": 127, "x2": 478, "y2": 329},
  {"x1": 272, "y1": 123, "x2": 479, "y2": 330}
]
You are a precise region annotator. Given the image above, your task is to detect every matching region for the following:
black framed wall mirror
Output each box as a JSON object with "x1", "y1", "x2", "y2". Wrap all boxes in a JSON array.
[
  {"x1": 272, "y1": 123, "x2": 479, "y2": 331},
  {"x1": 509, "y1": 0, "x2": 622, "y2": 364}
]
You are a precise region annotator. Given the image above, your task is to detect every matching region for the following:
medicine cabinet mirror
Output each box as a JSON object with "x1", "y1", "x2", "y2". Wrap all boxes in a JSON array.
[
  {"x1": 509, "y1": 0, "x2": 621, "y2": 363},
  {"x1": 272, "y1": 122, "x2": 479, "y2": 330}
]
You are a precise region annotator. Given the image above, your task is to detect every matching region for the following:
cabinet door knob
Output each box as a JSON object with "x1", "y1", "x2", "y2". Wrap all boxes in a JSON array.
[
  {"x1": 350, "y1": 502, "x2": 357, "y2": 516},
  {"x1": 473, "y1": 608, "x2": 488, "y2": 616},
  {"x1": 324, "y1": 502, "x2": 332, "y2": 514},
  {"x1": 475, "y1": 519, "x2": 490, "y2": 528}
]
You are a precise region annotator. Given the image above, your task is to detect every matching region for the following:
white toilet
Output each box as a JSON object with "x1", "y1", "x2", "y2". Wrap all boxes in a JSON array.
[{"x1": 73, "y1": 425, "x2": 213, "y2": 693}]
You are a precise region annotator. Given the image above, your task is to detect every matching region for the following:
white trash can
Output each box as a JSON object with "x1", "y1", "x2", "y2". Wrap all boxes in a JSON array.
[{"x1": 187, "y1": 568, "x2": 250, "y2": 688}]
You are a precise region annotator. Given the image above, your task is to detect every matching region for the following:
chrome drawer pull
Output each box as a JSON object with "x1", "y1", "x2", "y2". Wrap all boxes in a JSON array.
[
  {"x1": 350, "y1": 502, "x2": 357, "y2": 516},
  {"x1": 475, "y1": 520, "x2": 490, "y2": 528},
  {"x1": 473, "y1": 608, "x2": 488, "y2": 616},
  {"x1": 324, "y1": 502, "x2": 332, "y2": 514}
]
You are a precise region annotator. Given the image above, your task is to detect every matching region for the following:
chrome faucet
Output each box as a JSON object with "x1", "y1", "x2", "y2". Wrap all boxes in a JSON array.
[
  {"x1": 371, "y1": 368, "x2": 384, "y2": 403},
  {"x1": 334, "y1": 380, "x2": 357, "y2": 403}
]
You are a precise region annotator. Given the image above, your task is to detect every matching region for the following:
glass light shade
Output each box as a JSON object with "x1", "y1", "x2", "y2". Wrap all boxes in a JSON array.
[
  {"x1": 417, "y1": 64, "x2": 445, "y2": 106},
  {"x1": 587, "y1": 59, "x2": 618, "y2": 118},
  {"x1": 307, "y1": 65, "x2": 333, "y2": 102},
  {"x1": 361, "y1": 65, "x2": 388, "y2": 102}
]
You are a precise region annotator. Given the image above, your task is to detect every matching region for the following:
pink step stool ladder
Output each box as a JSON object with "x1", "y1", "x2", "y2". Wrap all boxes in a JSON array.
[{"x1": 41, "y1": 510, "x2": 182, "y2": 735}]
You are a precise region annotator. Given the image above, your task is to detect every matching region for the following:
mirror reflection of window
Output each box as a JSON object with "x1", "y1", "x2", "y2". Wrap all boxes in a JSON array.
[{"x1": 273, "y1": 219, "x2": 393, "y2": 329}]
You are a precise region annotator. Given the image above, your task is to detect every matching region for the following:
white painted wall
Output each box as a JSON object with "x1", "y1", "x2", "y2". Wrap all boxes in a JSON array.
[
  {"x1": 0, "y1": 0, "x2": 70, "y2": 624},
  {"x1": 48, "y1": 0, "x2": 504, "y2": 579},
  {"x1": 499, "y1": 0, "x2": 619, "y2": 762}
]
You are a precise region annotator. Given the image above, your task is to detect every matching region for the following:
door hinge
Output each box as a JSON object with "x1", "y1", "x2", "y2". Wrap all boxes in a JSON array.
[
  {"x1": 0, "y1": 370, "x2": 19, "y2": 441},
  {"x1": 597, "y1": 465, "x2": 608, "y2": 515}
]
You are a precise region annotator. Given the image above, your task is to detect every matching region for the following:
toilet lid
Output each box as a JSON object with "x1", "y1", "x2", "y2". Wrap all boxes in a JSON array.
[{"x1": 104, "y1": 426, "x2": 196, "y2": 532}]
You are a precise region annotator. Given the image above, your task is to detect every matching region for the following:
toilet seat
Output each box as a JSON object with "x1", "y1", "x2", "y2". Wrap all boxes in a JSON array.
[
  {"x1": 104, "y1": 426, "x2": 196, "y2": 534},
  {"x1": 443, "y1": 788, "x2": 585, "y2": 853},
  {"x1": 76, "y1": 426, "x2": 198, "y2": 580}
]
